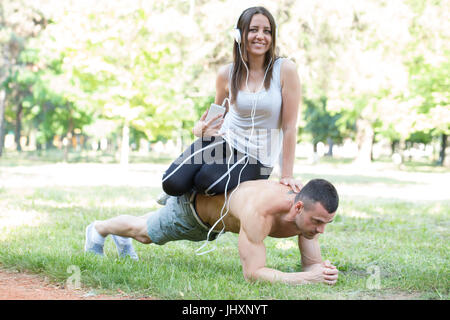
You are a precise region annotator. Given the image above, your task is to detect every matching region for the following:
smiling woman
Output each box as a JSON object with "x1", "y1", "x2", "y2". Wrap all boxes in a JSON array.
[{"x1": 160, "y1": 6, "x2": 303, "y2": 206}]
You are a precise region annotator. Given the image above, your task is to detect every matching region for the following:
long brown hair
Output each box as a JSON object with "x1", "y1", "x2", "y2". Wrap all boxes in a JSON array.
[{"x1": 230, "y1": 6, "x2": 278, "y2": 104}]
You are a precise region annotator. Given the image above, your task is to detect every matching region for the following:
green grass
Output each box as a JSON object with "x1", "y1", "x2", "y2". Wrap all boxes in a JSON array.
[{"x1": 0, "y1": 155, "x2": 449, "y2": 300}]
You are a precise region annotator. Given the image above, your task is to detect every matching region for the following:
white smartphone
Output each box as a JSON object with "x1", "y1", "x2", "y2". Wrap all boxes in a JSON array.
[{"x1": 205, "y1": 103, "x2": 225, "y2": 126}]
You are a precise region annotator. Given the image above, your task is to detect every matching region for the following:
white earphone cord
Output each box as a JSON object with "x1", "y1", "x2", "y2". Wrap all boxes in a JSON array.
[{"x1": 196, "y1": 41, "x2": 272, "y2": 255}]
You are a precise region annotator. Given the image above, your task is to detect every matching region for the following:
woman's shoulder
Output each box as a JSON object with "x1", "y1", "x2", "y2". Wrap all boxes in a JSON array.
[
  {"x1": 279, "y1": 57, "x2": 298, "y2": 80},
  {"x1": 277, "y1": 57, "x2": 296, "y2": 70},
  {"x1": 218, "y1": 63, "x2": 233, "y2": 75},
  {"x1": 217, "y1": 63, "x2": 233, "y2": 81}
]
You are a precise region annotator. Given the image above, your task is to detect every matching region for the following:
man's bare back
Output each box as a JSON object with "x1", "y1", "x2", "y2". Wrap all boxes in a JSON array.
[{"x1": 196, "y1": 180, "x2": 302, "y2": 238}]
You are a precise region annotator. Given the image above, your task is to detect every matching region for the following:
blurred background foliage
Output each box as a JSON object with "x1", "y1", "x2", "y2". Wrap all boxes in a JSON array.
[{"x1": 0, "y1": 0, "x2": 448, "y2": 165}]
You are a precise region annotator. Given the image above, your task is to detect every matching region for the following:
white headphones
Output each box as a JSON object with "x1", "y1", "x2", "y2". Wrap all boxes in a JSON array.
[{"x1": 233, "y1": 26, "x2": 242, "y2": 44}]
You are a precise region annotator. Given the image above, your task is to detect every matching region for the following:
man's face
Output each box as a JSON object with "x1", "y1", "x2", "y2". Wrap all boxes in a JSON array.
[{"x1": 296, "y1": 202, "x2": 335, "y2": 239}]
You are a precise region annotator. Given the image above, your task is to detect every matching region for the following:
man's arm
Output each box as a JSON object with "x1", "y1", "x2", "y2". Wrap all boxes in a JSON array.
[
  {"x1": 238, "y1": 226, "x2": 312, "y2": 285},
  {"x1": 298, "y1": 235, "x2": 339, "y2": 285},
  {"x1": 298, "y1": 235, "x2": 323, "y2": 271},
  {"x1": 238, "y1": 222, "x2": 338, "y2": 285}
]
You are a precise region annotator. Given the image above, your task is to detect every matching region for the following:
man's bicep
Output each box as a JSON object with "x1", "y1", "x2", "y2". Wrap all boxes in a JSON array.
[{"x1": 238, "y1": 228, "x2": 266, "y2": 280}]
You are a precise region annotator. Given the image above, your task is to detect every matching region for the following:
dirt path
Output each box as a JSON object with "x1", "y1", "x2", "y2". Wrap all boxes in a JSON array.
[
  {"x1": 0, "y1": 268, "x2": 427, "y2": 300},
  {"x1": 0, "y1": 268, "x2": 153, "y2": 300}
]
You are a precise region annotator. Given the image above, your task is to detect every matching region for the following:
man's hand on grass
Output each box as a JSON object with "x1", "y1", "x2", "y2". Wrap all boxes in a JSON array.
[{"x1": 304, "y1": 260, "x2": 339, "y2": 285}]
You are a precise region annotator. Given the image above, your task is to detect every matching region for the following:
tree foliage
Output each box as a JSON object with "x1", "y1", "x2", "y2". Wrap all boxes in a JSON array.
[{"x1": 0, "y1": 0, "x2": 448, "y2": 164}]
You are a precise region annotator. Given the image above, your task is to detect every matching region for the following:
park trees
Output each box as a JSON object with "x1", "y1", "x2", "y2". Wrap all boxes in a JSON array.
[
  {"x1": 403, "y1": 0, "x2": 450, "y2": 165},
  {"x1": 0, "y1": 0, "x2": 48, "y2": 155},
  {"x1": 0, "y1": 0, "x2": 448, "y2": 166},
  {"x1": 280, "y1": 0, "x2": 448, "y2": 165},
  {"x1": 273, "y1": 0, "x2": 410, "y2": 164},
  {"x1": 302, "y1": 96, "x2": 352, "y2": 156}
]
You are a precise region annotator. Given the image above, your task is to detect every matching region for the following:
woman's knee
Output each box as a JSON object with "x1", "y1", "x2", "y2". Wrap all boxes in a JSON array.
[{"x1": 162, "y1": 177, "x2": 190, "y2": 196}]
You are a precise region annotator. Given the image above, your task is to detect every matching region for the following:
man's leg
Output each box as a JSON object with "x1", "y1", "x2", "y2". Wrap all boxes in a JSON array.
[
  {"x1": 95, "y1": 215, "x2": 152, "y2": 244},
  {"x1": 84, "y1": 214, "x2": 152, "y2": 260}
]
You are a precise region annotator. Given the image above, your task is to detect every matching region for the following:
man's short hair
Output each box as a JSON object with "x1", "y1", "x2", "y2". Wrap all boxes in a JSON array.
[{"x1": 295, "y1": 179, "x2": 339, "y2": 214}]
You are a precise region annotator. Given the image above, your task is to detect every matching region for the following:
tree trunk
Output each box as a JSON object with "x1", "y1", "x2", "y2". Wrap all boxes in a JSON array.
[
  {"x1": 354, "y1": 118, "x2": 374, "y2": 165},
  {"x1": 438, "y1": 133, "x2": 447, "y2": 166},
  {"x1": 64, "y1": 113, "x2": 74, "y2": 162},
  {"x1": 391, "y1": 140, "x2": 399, "y2": 155},
  {"x1": 63, "y1": 135, "x2": 70, "y2": 163},
  {"x1": 0, "y1": 89, "x2": 6, "y2": 157},
  {"x1": 120, "y1": 121, "x2": 130, "y2": 166},
  {"x1": 371, "y1": 135, "x2": 375, "y2": 161},
  {"x1": 15, "y1": 103, "x2": 23, "y2": 151},
  {"x1": 326, "y1": 137, "x2": 334, "y2": 157}
]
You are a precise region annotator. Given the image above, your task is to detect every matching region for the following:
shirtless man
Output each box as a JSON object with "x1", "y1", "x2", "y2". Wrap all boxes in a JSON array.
[{"x1": 84, "y1": 178, "x2": 339, "y2": 285}]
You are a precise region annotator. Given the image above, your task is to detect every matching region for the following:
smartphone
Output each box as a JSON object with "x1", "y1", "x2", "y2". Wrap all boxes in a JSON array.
[{"x1": 205, "y1": 103, "x2": 225, "y2": 126}]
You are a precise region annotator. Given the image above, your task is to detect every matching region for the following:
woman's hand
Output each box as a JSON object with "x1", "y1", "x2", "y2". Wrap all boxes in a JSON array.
[
  {"x1": 193, "y1": 109, "x2": 224, "y2": 138},
  {"x1": 279, "y1": 176, "x2": 303, "y2": 193}
]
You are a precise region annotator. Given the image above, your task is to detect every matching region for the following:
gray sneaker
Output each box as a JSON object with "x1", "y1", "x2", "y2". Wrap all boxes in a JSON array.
[
  {"x1": 156, "y1": 192, "x2": 170, "y2": 205},
  {"x1": 84, "y1": 223, "x2": 104, "y2": 256},
  {"x1": 112, "y1": 235, "x2": 139, "y2": 261}
]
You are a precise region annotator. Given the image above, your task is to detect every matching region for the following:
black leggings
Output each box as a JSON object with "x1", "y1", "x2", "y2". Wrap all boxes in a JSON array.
[{"x1": 162, "y1": 136, "x2": 272, "y2": 196}]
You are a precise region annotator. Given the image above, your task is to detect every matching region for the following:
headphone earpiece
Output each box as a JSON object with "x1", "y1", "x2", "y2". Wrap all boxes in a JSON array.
[{"x1": 233, "y1": 27, "x2": 241, "y2": 44}]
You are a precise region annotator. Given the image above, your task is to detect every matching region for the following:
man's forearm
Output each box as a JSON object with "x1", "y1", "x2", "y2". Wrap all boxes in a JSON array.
[
  {"x1": 301, "y1": 262, "x2": 323, "y2": 272},
  {"x1": 248, "y1": 267, "x2": 313, "y2": 285}
]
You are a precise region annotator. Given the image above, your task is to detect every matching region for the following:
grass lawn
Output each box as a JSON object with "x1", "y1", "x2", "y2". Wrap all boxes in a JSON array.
[{"x1": 0, "y1": 151, "x2": 449, "y2": 299}]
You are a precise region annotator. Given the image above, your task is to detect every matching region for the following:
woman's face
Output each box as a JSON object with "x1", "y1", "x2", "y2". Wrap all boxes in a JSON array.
[{"x1": 245, "y1": 13, "x2": 272, "y2": 58}]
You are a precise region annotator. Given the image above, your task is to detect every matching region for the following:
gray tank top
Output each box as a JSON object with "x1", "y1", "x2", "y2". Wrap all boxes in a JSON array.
[{"x1": 219, "y1": 57, "x2": 285, "y2": 166}]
